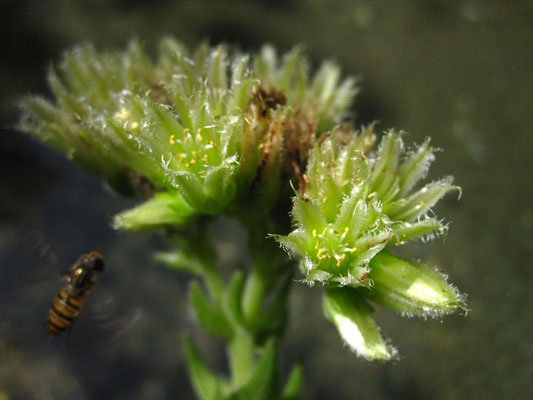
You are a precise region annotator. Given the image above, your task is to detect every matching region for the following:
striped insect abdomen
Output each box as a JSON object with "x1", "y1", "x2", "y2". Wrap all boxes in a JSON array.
[{"x1": 46, "y1": 288, "x2": 85, "y2": 337}]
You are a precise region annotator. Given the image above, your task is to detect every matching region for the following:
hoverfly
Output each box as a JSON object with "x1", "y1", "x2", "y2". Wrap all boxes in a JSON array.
[{"x1": 46, "y1": 251, "x2": 105, "y2": 337}]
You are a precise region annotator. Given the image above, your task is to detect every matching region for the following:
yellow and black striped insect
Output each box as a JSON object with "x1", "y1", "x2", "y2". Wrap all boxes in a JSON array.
[{"x1": 46, "y1": 251, "x2": 105, "y2": 337}]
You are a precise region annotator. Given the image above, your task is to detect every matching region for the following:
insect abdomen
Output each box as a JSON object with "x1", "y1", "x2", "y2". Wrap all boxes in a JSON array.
[{"x1": 46, "y1": 289, "x2": 85, "y2": 337}]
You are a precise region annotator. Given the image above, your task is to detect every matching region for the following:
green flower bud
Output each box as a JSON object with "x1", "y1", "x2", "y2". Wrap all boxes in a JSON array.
[
  {"x1": 365, "y1": 251, "x2": 467, "y2": 317},
  {"x1": 323, "y1": 287, "x2": 397, "y2": 361}
]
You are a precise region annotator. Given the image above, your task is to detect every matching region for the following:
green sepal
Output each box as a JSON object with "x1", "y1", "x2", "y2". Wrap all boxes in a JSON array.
[
  {"x1": 323, "y1": 287, "x2": 397, "y2": 361},
  {"x1": 388, "y1": 217, "x2": 446, "y2": 245},
  {"x1": 172, "y1": 172, "x2": 209, "y2": 211},
  {"x1": 385, "y1": 177, "x2": 459, "y2": 222},
  {"x1": 113, "y1": 192, "x2": 196, "y2": 231},
  {"x1": 184, "y1": 337, "x2": 229, "y2": 400},
  {"x1": 190, "y1": 281, "x2": 233, "y2": 339},
  {"x1": 281, "y1": 363, "x2": 304, "y2": 400},
  {"x1": 366, "y1": 251, "x2": 467, "y2": 317}
]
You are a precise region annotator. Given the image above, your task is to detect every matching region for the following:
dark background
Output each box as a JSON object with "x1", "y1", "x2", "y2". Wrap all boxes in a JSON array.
[{"x1": 1, "y1": 1, "x2": 532, "y2": 399}]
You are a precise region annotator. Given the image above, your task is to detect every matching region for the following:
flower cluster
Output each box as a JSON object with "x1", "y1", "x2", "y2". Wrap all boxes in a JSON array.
[
  {"x1": 276, "y1": 126, "x2": 466, "y2": 359},
  {"x1": 20, "y1": 40, "x2": 356, "y2": 229}
]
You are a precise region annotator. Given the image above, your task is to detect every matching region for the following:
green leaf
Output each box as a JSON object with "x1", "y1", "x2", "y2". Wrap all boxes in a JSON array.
[
  {"x1": 224, "y1": 271, "x2": 246, "y2": 327},
  {"x1": 154, "y1": 251, "x2": 203, "y2": 275},
  {"x1": 255, "y1": 273, "x2": 292, "y2": 338},
  {"x1": 113, "y1": 192, "x2": 196, "y2": 231},
  {"x1": 233, "y1": 338, "x2": 278, "y2": 400},
  {"x1": 184, "y1": 337, "x2": 228, "y2": 400},
  {"x1": 323, "y1": 288, "x2": 397, "y2": 361},
  {"x1": 281, "y1": 363, "x2": 304, "y2": 400},
  {"x1": 190, "y1": 281, "x2": 233, "y2": 338},
  {"x1": 366, "y1": 251, "x2": 467, "y2": 317}
]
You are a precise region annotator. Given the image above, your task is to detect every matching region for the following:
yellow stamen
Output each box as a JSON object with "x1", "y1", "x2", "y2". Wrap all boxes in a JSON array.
[
  {"x1": 169, "y1": 135, "x2": 175, "y2": 144},
  {"x1": 350, "y1": 247, "x2": 357, "y2": 253},
  {"x1": 312, "y1": 229, "x2": 317, "y2": 237},
  {"x1": 114, "y1": 108, "x2": 131, "y2": 120}
]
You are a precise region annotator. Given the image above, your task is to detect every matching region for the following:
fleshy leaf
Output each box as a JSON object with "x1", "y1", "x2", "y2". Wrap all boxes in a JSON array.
[
  {"x1": 184, "y1": 337, "x2": 229, "y2": 400},
  {"x1": 190, "y1": 281, "x2": 233, "y2": 338},
  {"x1": 231, "y1": 338, "x2": 278, "y2": 400},
  {"x1": 113, "y1": 192, "x2": 196, "y2": 231},
  {"x1": 323, "y1": 287, "x2": 397, "y2": 361},
  {"x1": 281, "y1": 364, "x2": 304, "y2": 400}
]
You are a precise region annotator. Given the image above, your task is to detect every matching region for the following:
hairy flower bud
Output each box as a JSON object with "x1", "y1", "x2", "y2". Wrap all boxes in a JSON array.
[{"x1": 365, "y1": 251, "x2": 467, "y2": 317}]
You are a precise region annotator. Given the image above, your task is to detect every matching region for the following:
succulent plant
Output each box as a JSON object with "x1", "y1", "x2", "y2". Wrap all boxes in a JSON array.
[{"x1": 19, "y1": 38, "x2": 466, "y2": 397}]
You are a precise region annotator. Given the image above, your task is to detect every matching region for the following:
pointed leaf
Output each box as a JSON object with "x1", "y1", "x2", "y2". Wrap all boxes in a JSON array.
[
  {"x1": 388, "y1": 218, "x2": 446, "y2": 245},
  {"x1": 234, "y1": 338, "x2": 278, "y2": 400},
  {"x1": 154, "y1": 251, "x2": 203, "y2": 275},
  {"x1": 190, "y1": 281, "x2": 233, "y2": 338},
  {"x1": 224, "y1": 270, "x2": 246, "y2": 327},
  {"x1": 323, "y1": 288, "x2": 397, "y2": 361},
  {"x1": 184, "y1": 337, "x2": 228, "y2": 400},
  {"x1": 385, "y1": 177, "x2": 458, "y2": 222},
  {"x1": 113, "y1": 192, "x2": 197, "y2": 231},
  {"x1": 281, "y1": 364, "x2": 304, "y2": 400}
]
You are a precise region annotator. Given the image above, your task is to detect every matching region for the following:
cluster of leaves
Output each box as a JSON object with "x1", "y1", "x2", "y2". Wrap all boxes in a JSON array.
[{"x1": 19, "y1": 38, "x2": 466, "y2": 397}]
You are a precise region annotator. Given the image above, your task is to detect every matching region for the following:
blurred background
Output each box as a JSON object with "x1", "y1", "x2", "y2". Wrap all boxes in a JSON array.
[{"x1": 1, "y1": 1, "x2": 532, "y2": 399}]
